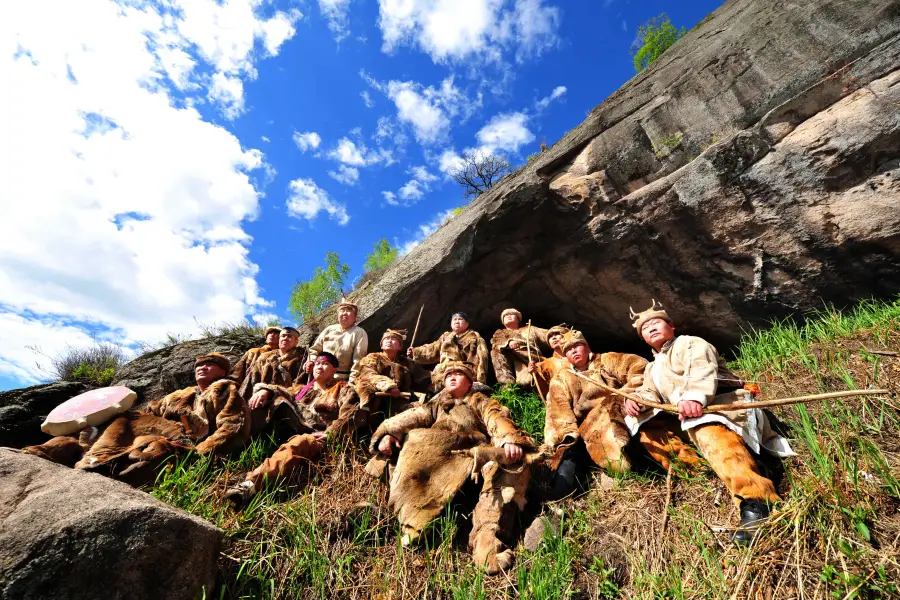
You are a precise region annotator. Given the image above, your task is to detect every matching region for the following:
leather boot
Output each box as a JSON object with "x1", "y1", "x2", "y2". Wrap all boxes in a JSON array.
[{"x1": 732, "y1": 498, "x2": 770, "y2": 546}]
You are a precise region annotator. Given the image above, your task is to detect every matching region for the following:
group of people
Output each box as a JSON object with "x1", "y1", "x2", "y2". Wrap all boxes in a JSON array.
[{"x1": 24, "y1": 298, "x2": 793, "y2": 574}]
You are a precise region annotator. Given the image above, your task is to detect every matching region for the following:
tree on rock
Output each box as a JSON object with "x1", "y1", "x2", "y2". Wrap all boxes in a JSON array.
[
  {"x1": 363, "y1": 239, "x2": 399, "y2": 273},
  {"x1": 631, "y1": 14, "x2": 686, "y2": 72},
  {"x1": 288, "y1": 252, "x2": 350, "y2": 324},
  {"x1": 450, "y1": 150, "x2": 510, "y2": 199}
]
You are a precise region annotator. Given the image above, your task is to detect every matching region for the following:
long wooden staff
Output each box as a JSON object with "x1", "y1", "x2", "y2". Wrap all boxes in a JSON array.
[
  {"x1": 409, "y1": 304, "x2": 425, "y2": 349},
  {"x1": 565, "y1": 368, "x2": 889, "y2": 414},
  {"x1": 525, "y1": 319, "x2": 547, "y2": 403}
]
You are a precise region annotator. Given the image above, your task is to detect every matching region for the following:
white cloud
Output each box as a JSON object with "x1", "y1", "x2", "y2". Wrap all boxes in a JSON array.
[
  {"x1": 535, "y1": 85, "x2": 567, "y2": 110},
  {"x1": 398, "y1": 208, "x2": 457, "y2": 255},
  {"x1": 361, "y1": 90, "x2": 374, "y2": 108},
  {"x1": 328, "y1": 165, "x2": 360, "y2": 185},
  {"x1": 208, "y1": 72, "x2": 245, "y2": 119},
  {"x1": 261, "y1": 135, "x2": 271, "y2": 142},
  {"x1": 286, "y1": 178, "x2": 350, "y2": 225},
  {"x1": 318, "y1": 0, "x2": 352, "y2": 41},
  {"x1": 294, "y1": 131, "x2": 322, "y2": 151},
  {"x1": 327, "y1": 137, "x2": 393, "y2": 167},
  {"x1": 377, "y1": 0, "x2": 560, "y2": 63},
  {"x1": 363, "y1": 75, "x2": 469, "y2": 144},
  {"x1": 0, "y1": 312, "x2": 100, "y2": 385},
  {"x1": 476, "y1": 111, "x2": 535, "y2": 153},
  {"x1": 438, "y1": 148, "x2": 465, "y2": 176},
  {"x1": 382, "y1": 191, "x2": 398, "y2": 205},
  {"x1": 0, "y1": 0, "x2": 296, "y2": 386},
  {"x1": 385, "y1": 165, "x2": 439, "y2": 206}
]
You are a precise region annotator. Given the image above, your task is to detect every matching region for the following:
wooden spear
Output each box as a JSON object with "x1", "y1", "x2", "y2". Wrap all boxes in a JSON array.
[
  {"x1": 409, "y1": 304, "x2": 425, "y2": 349},
  {"x1": 565, "y1": 368, "x2": 890, "y2": 414},
  {"x1": 525, "y1": 319, "x2": 548, "y2": 403}
]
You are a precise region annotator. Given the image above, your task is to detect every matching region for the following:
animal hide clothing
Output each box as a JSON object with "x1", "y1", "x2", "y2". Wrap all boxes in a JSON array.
[
  {"x1": 545, "y1": 352, "x2": 648, "y2": 471},
  {"x1": 369, "y1": 389, "x2": 533, "y2": 574},
  {"x1": 490, "y1": 325, "x2": 551, "y2": 385},
  {"x1": 412, "y1": 329, "x2": 490, "y2": 389},
  {"x1": 532, "y1": 352, "x2": 569, "y2": 399},
  {"x1": 308, "y1": 323, "x2": 368, "y2": 383},
  {"x1": 354, "y1": 351, "x2": 431, "y2": 417},
  {"x1": 238, "y1": 346, "x2": 307, "y2": 433},
  {"x1": 230, "y1": 345, "x2": 272, "y2": 384}
]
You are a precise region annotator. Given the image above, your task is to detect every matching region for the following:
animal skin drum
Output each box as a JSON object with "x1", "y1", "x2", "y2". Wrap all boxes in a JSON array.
[{"x1": 41, "y1": 386, "x2": 137, "y2": 436}]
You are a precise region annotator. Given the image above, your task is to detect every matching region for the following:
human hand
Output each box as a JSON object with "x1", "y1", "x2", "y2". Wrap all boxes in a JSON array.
[
  {"x1": 504, "y1": 443, "x2": 523, "y2": 463},
  {"x1": 677, "y1": 400, "x2": 704, "y2": 421},
  {"x1": 527, "y1": 362, "x2": 536, "y2": 373},
  {"x1": 406, "y1": 347, "x2": 414, "y2": 358},
  {"x1": 624, "y1": 397, "x2": 642, "y2": 418},
  {"x1": 249, "y1": 389, "x2": 271, "y2": 410},
  {"x1": 378, "y1": 435, "x2": 401, "y2": 456},
  {"x1": 509, "y1": 341, "x2": 520, "y2": 350},
  {"x1": 304, "y1": 360, "x2": 314, "y2": 373},
  {"x1": 311, "y1": 431, "x2": 327, "y2": 450}
]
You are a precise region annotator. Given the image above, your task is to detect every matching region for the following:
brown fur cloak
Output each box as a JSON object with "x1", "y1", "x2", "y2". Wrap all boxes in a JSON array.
[
  {"x1": 354, "y1": 351, "x2": 431, "y2": 416},
  {"x1": 255, "y1": 378, "x2": 363, "y2": 437},
  {"x1": 238, "y1": 346, "x2": 307, "y2": 432},
  {"x1": 412, "y1": 329, "x2": 489, "y2": 389},
  {"x1": 490, "y1": 325, "x2": 551, "y2": 385},
  {"x1": 230, "y1": 344, "x2": 272, "y2": 384}
]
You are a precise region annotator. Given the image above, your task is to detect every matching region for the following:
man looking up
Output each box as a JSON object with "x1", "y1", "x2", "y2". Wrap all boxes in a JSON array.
[
  {"x1": 306, "y1": 297, "x2": 368, "y2": 385},
  {"x1": 242, "y1": 326, "x2": 307, "y2": 432},
  {"x1": 407, "y1": 312, "x2": 489, "y2": 391},
  {"x1": 490, "y1": 308, "x2": 550, "y2": 387},
  {"x1": 230, "y1": 326, "x2": 281, "y2": 384}
]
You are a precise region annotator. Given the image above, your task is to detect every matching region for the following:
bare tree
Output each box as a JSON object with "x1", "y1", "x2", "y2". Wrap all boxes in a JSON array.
[{"x1": 450, "y1": 150, "x2": 511, "y2": 199}]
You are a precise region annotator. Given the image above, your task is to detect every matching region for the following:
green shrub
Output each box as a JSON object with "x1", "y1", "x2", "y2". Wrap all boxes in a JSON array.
[
  {"x1": 631, "y1": 14, "x2": 686, "y2": 72},
  {"x1": 34, "y1": 341, "x2": 127, "y2": 387},
  {"x1": 492, "y1": 383, "x2": 545, "y2": 443}
]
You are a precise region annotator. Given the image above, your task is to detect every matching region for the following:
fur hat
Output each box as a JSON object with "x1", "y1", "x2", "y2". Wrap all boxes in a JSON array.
[
  {"x1": 263, "y1": 326, "x2": 281, "y2": 337},
  {"x1": 547, "y1": 323, "x2": 571, "y2": 338},
  {"x1": 500, "y1": 308, "x2": 522, "y2": 324},
  {"x1": 630, "y1": 299, "x2": 672, "y2": 336},
  {"x1": 381, "y1": 328, "x2": 407, "y2": 344},
  {"x1": 443, "y1": 361, "x2": 475, "y2": 382},
  {"x1": 281, "y1": 326, "x2": 300, "y2": 336},
  {"x1": 561, "y1": 330, "x2": 589, "y2": 354},
  {"x1": 314, "y1": 352, "x2": 339, "y2": 368},
  {"x1": 337, "y1": 295, "x2": 358, "y2": 313},
  {"x1": 195, "y1": 352, "x2": 231, "y2": 372}
]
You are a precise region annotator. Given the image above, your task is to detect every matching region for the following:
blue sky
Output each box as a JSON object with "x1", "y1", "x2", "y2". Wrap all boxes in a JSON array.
[{"x1": 0, "y1": 0, "x2": 723, "y2": 391}]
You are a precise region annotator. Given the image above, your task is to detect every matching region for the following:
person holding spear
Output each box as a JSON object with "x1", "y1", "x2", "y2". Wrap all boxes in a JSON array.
[{"x1": 354, "y1": 327, "x2": 431, "y2": 423}]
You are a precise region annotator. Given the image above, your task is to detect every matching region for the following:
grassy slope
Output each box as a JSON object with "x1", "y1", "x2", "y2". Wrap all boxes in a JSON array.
[{"x1": 152, "y1": 299, "x2": 900, "y2": 599}]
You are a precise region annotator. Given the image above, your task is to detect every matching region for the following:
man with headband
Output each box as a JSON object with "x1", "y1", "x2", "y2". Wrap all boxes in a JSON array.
[
  {"x1": 407, "y1": 311, "x2": 489, "y2": 391},
  {"x1": 306, "y1": 296, "x2": 368, "y2": 385},
  {"x1": 225, "y1": 351, "x2": 362, "y2": 505}
]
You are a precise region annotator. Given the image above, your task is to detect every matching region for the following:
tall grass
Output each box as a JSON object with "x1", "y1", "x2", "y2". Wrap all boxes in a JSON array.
[
  {"x1": 493, "y1": 383, "x2": 545, "y2": 443},
  {"x1": 29, "y1": 340, "x2": 127, "y2": 386}
]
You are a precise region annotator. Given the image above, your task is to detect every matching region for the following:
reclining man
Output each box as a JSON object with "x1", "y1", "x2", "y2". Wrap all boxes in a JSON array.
[
  {"x1": 490, "y1": 308, "x2": 551, "y2": 388},
  {"x1": 527, "y1": 323, "x2": 571, "y2": 398},
  {"x1": 226, "y1": 351, "x2": 361, "y2": 505},
  {"x1": 544, "y1": 330, "x2": 648, "y2": 499},
  {"x1": 26, "y1": 353, "x2": 250, "y2": 485},
  {"x1": 626, "y1": 301, "x2": 794, "y2": 544},
  {"x1": 354, "y1": 328, "x2": 431, "y2": 422},
  {"x1": 242, "y1": 326, "x2": 307, "y2": 433},
  {"x1": 369, "y1": 361, "x2": 535, "y2": 575},
  {"x1": 305, "y1": 297, "x2": 368, "y2": 385},
  {"x1": 230, "y1": 326, "x2": 281, "y2": 384},
  {"x1": 407, "y1": 312, "x2": 490, "y2": 392}
]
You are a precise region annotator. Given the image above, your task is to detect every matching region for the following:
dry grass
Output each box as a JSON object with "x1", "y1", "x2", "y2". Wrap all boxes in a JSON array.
[{"x1": 149, "y1": 300, "x2": 900, "y2": 599}]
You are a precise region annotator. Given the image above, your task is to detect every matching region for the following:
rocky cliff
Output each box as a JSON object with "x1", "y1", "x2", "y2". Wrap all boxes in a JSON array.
[{"x1": 346, "y1": 0, "x2": 900, "y2": 355}]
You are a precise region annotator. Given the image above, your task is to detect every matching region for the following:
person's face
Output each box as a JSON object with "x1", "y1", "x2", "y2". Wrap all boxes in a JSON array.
[
  {"x1": 444, "y1": 371, "x2": 472, "y2": 395},
  {"x1": 381, "y1": 337, "x2": 401, "y2": 352},
  {"x1": 338, "y1": 307, "x2": 357, "y2": 328},
  {"x1": 548, "y1": 332, "x2": 564, "y2": 351},
  {"x1": 450, "y1": 315, "x2": 469, "y2": 333},
  {"x1": 265, "y1": 331, "x2": 280, "y2": 348},
  {"x1": 195, "y1": 362, "x2": 225, "y2": 386},
  {"x1": 565, "y1": 343, "x2": 590, "y2": 369},
  {"x1": 502, "y1": 314, "x2": 520, "y2": 329},
  {"x1": 313, "y1": 360, "x2": 336, "y2": 380},
  {"x1": 279, "y1": 332, "x2": 299, "y2": 351},
  {"x1": 641, "y1": 318, "x2": 675, "y2": 347}
]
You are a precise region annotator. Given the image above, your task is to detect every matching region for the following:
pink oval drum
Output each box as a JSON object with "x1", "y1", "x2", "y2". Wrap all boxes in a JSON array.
[{"x1": 41, "y1": 386, "x2": 137, "y2": 436}]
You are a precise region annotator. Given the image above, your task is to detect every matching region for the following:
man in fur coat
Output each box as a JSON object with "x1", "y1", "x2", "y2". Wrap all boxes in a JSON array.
[
  {"x1": 527, "y1": 323, "x2": 571, "y2": 397},
  {"x1": 225, "y1": 352, "x2": 361, "y2": 505},
  {"x1": 407, "y1": 312, "x2": 490, "y2": 391},
  {"x1": 230, "y1": 326, "x2": 281, "y2": 384},
  {"x1": 369, "y1": 361, "x2": 534, "y2": 575},
  {"x1": 544, "y1": 330, "x2": 647, "y2": 498},
  {"x1": 490, "y1": 308, "x2": 551, "y2": 386},
  {"x1": 242, "y1": 327, "x2": 307, "y2": 433},
  {"x1": 305, "y1": 298, "x2": 368, "y2": 385},
  {"x1": 625, "y1": 301, "x2": 794, "y2": 544},
  {"x1": 26, "y1": 353, "x2": 250, "y2": 485},
  {"x1": 354, "y1": 328, "x2": 431, "y2": 420}
]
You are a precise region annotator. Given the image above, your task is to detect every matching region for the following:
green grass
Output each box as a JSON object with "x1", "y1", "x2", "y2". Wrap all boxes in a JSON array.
[{"x1": 492, "y1": 383, "x2": 545, "y2": 443}]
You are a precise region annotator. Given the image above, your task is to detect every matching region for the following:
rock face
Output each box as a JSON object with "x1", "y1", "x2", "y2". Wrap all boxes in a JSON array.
[
  {"x1": 111, "y1": 331, "x2": 262, "y2": 404},
  {"x1": 343, "y1": 0, "x2": 900, "y2": 357},
  {"x1": 0, "y1": 382, "x2": 89, "y2": 448},
  {"x1": 0, "y1": 448, "x2": 222, "y2": 600}
]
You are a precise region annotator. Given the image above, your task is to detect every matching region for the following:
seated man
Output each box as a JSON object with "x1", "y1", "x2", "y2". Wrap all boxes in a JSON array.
[
  {"x1": 490, "y1": 308, "x2": 551, "y2": 387},
  {"x1": 369, "y1": 362, "x2": 534, "y2": 575},
  {"x1": 305, "y1": 297, "x2": 368, "y2": 385},
  {"x1": 241, "y1": 326, "x2": 307, "y2": 433},
  {"x1": 626, "y1": 301, "x2": 794, "y2": 544},
  {"x1": 225, "y1": 352, "x2": 360, "y2": 505},
  {"x1": 407, "y1": 312, "x2": 489, "y2": 392},
  {"x1": 26, "y1": 353, "x2": 250, "y2": 485},
  {"x1": 355, "y1": 328, "x2": 431, "y2": 421},
  {"x1": 230, "y1": 326, "x2": 281, "y2": 384},
  {"x1": 544, "y1": 330, "x2": 647, "y2": 498},
  {"x1": 527, "y1": 323, "x2": 571, "y2": 398}
]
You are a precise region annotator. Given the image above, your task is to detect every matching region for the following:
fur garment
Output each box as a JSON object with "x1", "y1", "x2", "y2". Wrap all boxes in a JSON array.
[
  {"x1": 490, "y1": 325, "x2": 551, "y2": 385},
  {"x1": 255, "y1": 378, "x2": 363, "y2": 437},
  {"x1": 412, "y1": 329, "x2": 490, "y2": 389},
  {"x1": 230, "y1": 345, "x2": 272, "y2": 385},
  {"x1": 308, "y1": 323, "x2": 368, "y2": 383},
  {"x1": 354, "y1": 351, "x2": 431, "y2": 415}
]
